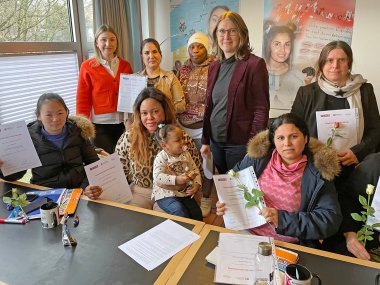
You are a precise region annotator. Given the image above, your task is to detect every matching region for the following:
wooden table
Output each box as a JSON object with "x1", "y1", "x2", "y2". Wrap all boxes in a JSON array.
[
  {"x1": 0, "y1": 180, "x2": 204, "y2": 285},
  {"x1": 167, "y1": 225, "x2": 380, "y2": 285}
]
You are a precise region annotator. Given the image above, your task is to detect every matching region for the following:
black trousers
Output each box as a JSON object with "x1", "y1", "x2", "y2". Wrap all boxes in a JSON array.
[{"x1": 93, "y1": 123, "x2": 124, "y2": 154}]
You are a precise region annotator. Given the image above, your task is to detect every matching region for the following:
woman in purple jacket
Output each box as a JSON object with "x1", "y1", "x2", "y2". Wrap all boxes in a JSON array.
[{"x1": 201, "y1": 11, "x2": 270, "y2": 174}]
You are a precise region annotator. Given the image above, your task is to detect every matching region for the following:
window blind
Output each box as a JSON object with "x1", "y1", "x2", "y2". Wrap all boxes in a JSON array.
[{"x1": 0, "y1": 53, "x2": 79, "y2": 124}]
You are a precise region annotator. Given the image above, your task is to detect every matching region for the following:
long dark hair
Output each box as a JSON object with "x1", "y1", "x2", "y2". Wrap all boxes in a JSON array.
[
  {"x1": 263, "y1": 24, "x2": 296, "y2": 65},
  {"x1": 268, "y1": 113, "x2": 310, "y2": 146},
  {"x1": 130, "y1": 87, "x2": 176, "y2": 163}
]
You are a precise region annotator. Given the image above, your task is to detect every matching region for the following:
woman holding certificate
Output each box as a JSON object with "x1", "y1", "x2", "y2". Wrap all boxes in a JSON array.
[
  {"x1": 216, "y1": 113, "x2": 342, "y2": 248},
  {"x1": 291, "y1": 41, "x2": 380, "y2": 169},
  {"x1": 76, "y1": 24, "x2": 133, "y2": 154},
  {"x1": 291, "y1": 40, "x2": 380, "y2": 252},
  {"x1": 0, "y1": 93, "x2": 99, "y2": 190},
  {"x1": 89, "y1": 87, "x2": 201, "y2": 209}
]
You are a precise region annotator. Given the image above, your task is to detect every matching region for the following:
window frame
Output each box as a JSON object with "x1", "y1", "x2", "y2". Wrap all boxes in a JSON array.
[{"x1": 0, "y1": 0, "x2": 89, "y2": 67}]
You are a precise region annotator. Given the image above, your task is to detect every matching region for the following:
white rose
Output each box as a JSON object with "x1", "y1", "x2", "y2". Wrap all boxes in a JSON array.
[{"x1": 366, "y1": 184, "x2": 375, "y2": 195}]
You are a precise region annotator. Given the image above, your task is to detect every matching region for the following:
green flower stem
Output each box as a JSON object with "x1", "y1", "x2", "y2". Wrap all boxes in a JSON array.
[
  {"x1": 364, "y1": 192, "x2": 370, "y2": 247},
  {"x1": 232, "y1": 174, "x2": 277, "y2": 232}
]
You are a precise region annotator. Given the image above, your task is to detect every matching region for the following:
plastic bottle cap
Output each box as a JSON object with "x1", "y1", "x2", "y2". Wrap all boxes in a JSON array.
[{"x1": 258, "y1": 242, "x2": 272, "y2": 256}]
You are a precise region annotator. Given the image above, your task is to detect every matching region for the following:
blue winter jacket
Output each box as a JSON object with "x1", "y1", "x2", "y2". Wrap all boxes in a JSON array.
[{"x1": 233, "y1": 130, "x2": 342, "y2": 248}]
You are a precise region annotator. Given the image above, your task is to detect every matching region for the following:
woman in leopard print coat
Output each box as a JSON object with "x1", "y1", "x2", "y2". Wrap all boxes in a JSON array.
[{"x1": 115, "y1": 87, "x2": 202, "y2": 209}]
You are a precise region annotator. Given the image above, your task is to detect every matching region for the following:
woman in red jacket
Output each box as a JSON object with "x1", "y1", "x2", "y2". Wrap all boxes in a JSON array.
[{"x1": 76, "y1": 24, "x2": 133, "y2": 153}]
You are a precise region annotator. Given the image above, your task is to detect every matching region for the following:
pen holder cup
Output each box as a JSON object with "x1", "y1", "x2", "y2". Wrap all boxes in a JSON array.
[
  {"x1": 40, "y1": 201, "x2": 59, "y2": 229},
  {"x1": 285, "y1": 264, "x2": 321, "y2": 285}
]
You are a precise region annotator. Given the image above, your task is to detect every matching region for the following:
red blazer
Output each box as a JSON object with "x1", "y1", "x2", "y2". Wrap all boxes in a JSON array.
[
  {"x1": 76, "y1": 58, "x2": 133, "y2": 118},
  {"x1": 202, "y1": 54, "x2": 269, "y2": 145}
]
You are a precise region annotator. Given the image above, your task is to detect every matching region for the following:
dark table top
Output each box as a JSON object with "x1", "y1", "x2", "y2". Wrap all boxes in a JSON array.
[
  {"x1": 178, "y1": 230, "x2": 380, "y2": 285},
  {"x1": 0, "y1": 181, "x2": 196, "y2": 285}
]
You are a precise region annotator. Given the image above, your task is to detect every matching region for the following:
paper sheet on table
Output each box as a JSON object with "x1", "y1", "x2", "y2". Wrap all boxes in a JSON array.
[
  {"x1": 202, "y1": 153, "x2": 213, "y2": 179},
  {"x1": 117, "y1": 74, "x2": 147, "y2": 113},
  {"x1": 215, "y1": 233, "x2": 273, "y2": 285},
  {"x1": 367, "y1": 177, "x2": 380, "y2": 231},
  {"x1": 316, "y1": 108, "x2": 358, "y2": 151},
  {"x1": 0, "y1": 121, "x2": 41, "y2": 176},
  {"x1": 118, "y1": 219, "x2": 200, "y2": 271},
  {"x1": 84, "y1": 153, "x2": 132, "y2": 203},
  {"x1": 213, "y1": 166, "x2": 266, "y2": 230}
]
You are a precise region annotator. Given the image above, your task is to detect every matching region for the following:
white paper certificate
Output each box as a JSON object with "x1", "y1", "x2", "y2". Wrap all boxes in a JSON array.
[
  {"x1": 117, "y1": 74, "x2": 147, "y2": 113},
  {"x1": 367, "y1": 177, "x2": 380, "y2": 231},
  {"x1": 0, "y1": 121, "x2": 41, "y2": 176},
  {"x1": 316, "y1": 108, "x2": 358, "y2": 151},
  {"x1": 213, "y1": 166, "x2": 266, "y2": 231},
  {"x1": 118, "y1": 219, "x2": 200, "y2": 271},
  {"x1": 215, "y1": 233, "x2": 273, "y2": 284},
  {"x1": 84, "y1": 153, "x2": 132, "y2": 203}
]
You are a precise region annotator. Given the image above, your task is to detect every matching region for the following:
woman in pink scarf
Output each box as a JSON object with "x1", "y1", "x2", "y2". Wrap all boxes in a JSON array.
[{"x1": 216, "y1": 113, "x2": 342, "y2": 248}]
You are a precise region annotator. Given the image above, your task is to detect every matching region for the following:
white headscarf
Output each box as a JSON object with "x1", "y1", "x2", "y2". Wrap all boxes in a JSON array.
[{"x1": 318, "y1": 74, "x2": 367, "y2": 143}]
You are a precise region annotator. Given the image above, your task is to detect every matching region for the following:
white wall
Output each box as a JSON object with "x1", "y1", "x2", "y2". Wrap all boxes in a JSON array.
[{"x1": 145, "y1": 0, "x2": 380, "y2": 107}]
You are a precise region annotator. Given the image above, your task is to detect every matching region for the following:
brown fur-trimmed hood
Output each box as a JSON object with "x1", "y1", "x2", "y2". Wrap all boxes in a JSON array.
[
  {"x1": 247, "y1": 130, "x2": 341, "y2": 181},
  {"x1": 69, "y1": 115, "x2": 95, "y2": 140}
]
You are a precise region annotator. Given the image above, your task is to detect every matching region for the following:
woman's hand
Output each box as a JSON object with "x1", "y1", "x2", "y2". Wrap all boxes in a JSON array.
[
  {"x1": 338, "y1": 149, "x2": 359, "y2": 166},
  {"x1": 200, "y1": 144, "x2": 211, "y2": 159},
  {"x1": 259, "y1": 207, "x2": 279, "y2": 227},
  {"x1": 216, "y1": 201, "x2": 226, "y2": 216},
  {"x1": 84, "y1": 185, "x2": 103, "y2": 200},
  {"x1": 344, "y1": 231, "x2": 371, "y2": 260}
]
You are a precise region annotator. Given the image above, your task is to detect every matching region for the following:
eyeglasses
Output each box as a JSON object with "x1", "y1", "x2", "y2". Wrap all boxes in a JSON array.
[{"x1": 217, "y1": 28, "x2": 238, "y2": 37}]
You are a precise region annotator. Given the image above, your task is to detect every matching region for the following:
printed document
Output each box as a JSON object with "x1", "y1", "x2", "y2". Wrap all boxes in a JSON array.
[
  {"x1": 118, "y1": 219, "x2": 199, "y2": 271},
  {"x1": 215, "y1": 233, "x2": 273, "y2": 284},
  {"x1": 367, "y1": 177, "x2": 380, "y2": 231},
  {"x1": 202, "y1": 153, "x2": 213, "y2": 179},
  {"x1": 117, "y1": 74, "x2": 147, "y2": 113},
  {"x1": 0, "y1": 121, "x2": 41, "y2": 176},
  {"x1": 316, "y1": 108, "x2": 358, "y2": 151},
  {"x1": 84, "y1": 153, "x2": 132, "y2": 203},
  {"x1": 214, "y1": 166, "x2": 266, "y2": 230}
]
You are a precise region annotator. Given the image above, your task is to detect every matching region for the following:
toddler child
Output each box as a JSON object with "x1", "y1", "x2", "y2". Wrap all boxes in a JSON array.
[{"x1": 152, "y1": 124, "x2": 202, "y2": 220}]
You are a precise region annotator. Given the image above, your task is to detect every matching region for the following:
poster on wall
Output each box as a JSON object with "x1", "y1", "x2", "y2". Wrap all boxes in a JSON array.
[
  {"x1": 169, "y1": 0, "x2": 239, "y2": 75},
  {"x1": 263, "y1": 0, "x2": 356, "y2": 117}
]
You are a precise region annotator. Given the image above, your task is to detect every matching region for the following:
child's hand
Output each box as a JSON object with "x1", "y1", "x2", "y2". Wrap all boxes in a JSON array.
[
  {"x1": 185, "y1": 182, "x2": 200, "y2": 197},
  {"x1": 175, "y1": 174, "x2": 190, "y2": 185}
]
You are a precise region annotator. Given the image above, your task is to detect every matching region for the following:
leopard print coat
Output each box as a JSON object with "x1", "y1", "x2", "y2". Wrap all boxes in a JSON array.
[{"x1": 115, "y1": 130, "x2": 203, "y2": 189}]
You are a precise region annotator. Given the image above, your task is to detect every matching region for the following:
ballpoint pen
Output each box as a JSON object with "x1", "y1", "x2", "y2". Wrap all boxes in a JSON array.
[{"x1": 0, "y1": 218, "x2": 27, "y2": 224}]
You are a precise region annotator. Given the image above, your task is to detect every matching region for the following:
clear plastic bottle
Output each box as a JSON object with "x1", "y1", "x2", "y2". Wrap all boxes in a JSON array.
[{"x1": 254, "y1": 242, "x2": 273, "y2": 285}]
